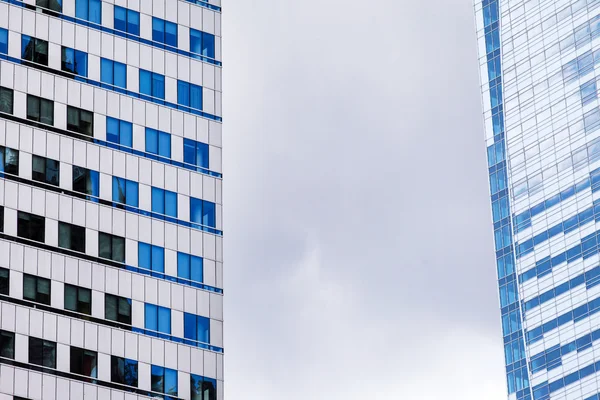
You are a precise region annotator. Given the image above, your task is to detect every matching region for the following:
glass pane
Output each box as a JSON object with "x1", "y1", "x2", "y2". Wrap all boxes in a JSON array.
[
  {"x1": 183, "y1": 139, "x2": 196, "y2": 165},
  {"x1": 64, "y1": 285, "x2": 77, "y2": 311},
  {"x1": 191, "y1": 256, "x2": 203, "y2": 283},
  {"x1": 190, "y1": 198, "x2": 202, "y2": 224},
  {"x1": 45, "y1": 159, "x2": 59, "y2": 185},
  {"x1": 190, "y1": 29, "x2": 202, "y2": 54},
  {"x1": 58, "y1": 222, "x2": 71, "y2": 250},
  {"x1": 28, "y1": 337, "x2": 43, "y2": 365},
  {"x1": 34, "y1": 39, "x2": 48, "y2": 65},
  {"x1": 0, "y1": 331, "x2": 14, "y2": 359},
  {"x1": 75, "y1": 50, "x2": 88, "y2": 77},
  {"x1": 184, "y1": 313, "x2": 197, "y2": 340},
  {"x1": 139, "y1": 242, "x2": 151, "y2": 270},
  {"x1": 165, "y1": 190, "x2": 177, "y2": 217},
  {"x1": 139, "y1": 70, "x2": 152, "y2": 96},
  {"x1": 145, "y1": 303, "x2": 158, "y2": 331},
  {"x1": 151, "y1": 246, "x2": 164, "y2": 273},
  {"x1": 202, "y1": 201, "x2": 216, "y2": 227},
  {"x1": 197, "y1": 143, "x2": 209, "y2": 169},
  {"x1": 158, "y1": 306, "x2": 171, "y2": 334},
  {"x1": 23, "y1": 275, "x2": 36, "y2": 301},
  {"x1": 5, "y1": 149, "x2": 18, "y2": 175},
  {"x1": 114, "y1": 62, "x2": 127, "y2": 89},
  {"x1": 190, "y1": 84, "x2": 202, "y2": 110},
  {"x1": 152, "y1": 187, "x2": 165, "y2": 214},
  {"x1": 61, "y1": 47, "x2": 75, "y2": 73},
  {"x1": 37, "y1": 278, "x2": 50, "y2": 304},
  {"x1": 126, "y1": 180, "x2": 138, "y2": 207},
  {"x1": 164, "y1": 367, "x2": 178, "y2": 396},
  {"x1": 158, "y1": 131, "x2": 171, "y2": 158},
  {"x1": 128, "y1": 10, "x2": 140, "y2": 36},
  {"x1": 153, "y1": 74, "x2": 165, "y2": 99},
  {"x1": 75, "y1": 0, "x2": 89, "y2": 20},
  {"x1": 89, "y1": 0, "x2": 101, "y2": 24},
  {"x1": 106, "y1": 117, "x2": 119, "y2": 144},
  {"x1": 113, "y1": 177, "x2": 126, "y2": 203},
  {"x1": 27, "y1": 96, "x2": 40, "y2": 121},
  {"x1": 178, "y1": 81, "x2": 190, "y2": 106},
  {"x1": 165, "y1": 21, "x2": 177, "y2": 47},
  {"x1": 40, "y1": 99, "x2": 53, "y2": 125},
  {"x1": 112, "y1": 237, "x2": 125, "y2": 262},
  {"x1": 101, "y1": 58, "x2": 114, "y2": 85},
  {"x1": 0, "y1": 29, "x2": 7, "y2": 54},
  {"x1": 151, "y1": 364, "x2": 164, "y2": 393},
  {"x1": 202, "y1": 32, "x2": 215, "y2": 58},
  {"x1": 114, "y1": 6, "x2": 127, "y2": 32},
  {"x1": 146, "y1": 129, "x2": 158, "y2": 154},
  {"x1": 177, "y1": 253, "x2": 190, "y2": 280},
  {"x1": 98, "y1": 232, "x2": 112, "y2": 259},
  {"x1": 32, "y1": 155, "x2": 46, "y2": 182},
  {"x1": 0, "y1": 88, "x2": 13, "y2": 114},
  {"x1": 197, "y1": 316, "x2": 210, "y2": 343},
  {"x1": 105, "y1": 295, "x2": 117, "y2": 321},
  {"x1": 42, "y1": 340, "x2": 56, "y2": 368},
  {"x1": 152, "y1": 18, "x2": 165, "y2": 43},
  {"x1": 21, "y1": 35, "x2": 33, "y2": 60},
  {"x1": 120, "y1": 121, "x2": 133, "y2": 147},
  {"x1": 190, "y1": 374, "x2": 203, "y2": 400}
]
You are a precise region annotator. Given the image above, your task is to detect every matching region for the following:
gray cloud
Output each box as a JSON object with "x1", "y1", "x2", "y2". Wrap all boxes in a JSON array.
[{"x1": 222, "y1": 0, "x2": 506, "y2": 398}]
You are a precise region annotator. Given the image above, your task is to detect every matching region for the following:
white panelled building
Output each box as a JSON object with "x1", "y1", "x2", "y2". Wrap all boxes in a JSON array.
[{"x1": 0, "y1": 0, "x2": 224, "y2": 399}]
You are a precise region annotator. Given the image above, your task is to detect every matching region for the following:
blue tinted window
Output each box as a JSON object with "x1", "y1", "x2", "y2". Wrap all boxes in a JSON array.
[
  {"x1": 151, "y1": 365, "x2": 178, "y2": 396},
  {"x1": 0, "y1": 29, "x2": 7, "y2": 54},
  {"x1": 101, "y1": 58, "x2": 127, "y2": 89},
  {"x1": 139, "y1": 70, "x2": 165, "y2": 99},
  {"x1": 145, "y1": 304, "x2": 171, "y2": 334},
  {"x1": 191, "y1": 374, "x2": 216, "y2": 400},
  {"x1": 145, "y1": 128, "x2": 171, "y2": 158},
  {"x1": 106, "y1": 117, "x2": 132, "y2": 147},
  {"x1": 112, "y1": 177, "x2": 138, "y2": 207},
  {"x1": 138, "y1": 242, "x2": 164, "y2": 273},
  {"x1": 114, "y1": 6, "x2": 140, "y2": 36},
  {"x1": 177, "y1": 80, "x2": 203, "y2": 110},
  {"x1": 190, "y1": 198, "x2": 216, "y2": 228},
  {"x1": 177, "y1": 253, "x2": 203, "y2": 283},
  {"x1": 152, "y1": 17, "x2": 177, "y2": 47},
  {"x1": 76, "y1": 0, "x2": 101, "y2": 23},
  {"x1": 152, "y1": 187, "x2": 177, "y2": 217},
  {"x1": 190, "y1": 29, "x2": 215, "y2": 59},
  {"x1": 183, "y1": 139, "x2": 209, "y2": 169},
  {"x1": 184, "y1": 313, "x2": 210, "y2": 343}
]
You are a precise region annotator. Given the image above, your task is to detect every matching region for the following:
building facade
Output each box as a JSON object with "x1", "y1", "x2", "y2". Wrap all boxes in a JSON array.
[
  {"x1": 475, "y1": 0, "x2": 600, "y2": 399},
  {"x1": 0, "y1": 0, "x2": 224, "y2": 399}
]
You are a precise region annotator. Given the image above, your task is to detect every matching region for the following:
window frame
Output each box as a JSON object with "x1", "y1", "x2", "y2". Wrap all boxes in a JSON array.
[
  {"x1": 145, "y1": 128, "x2": 171, "y2": 158},
  {"x1": 23, "y1": 273, "x2": 51, "y2": 305},
  {"x1": 67, "y1": 105, "x2": 94, "y2": 136},
  {"x1": 32, "y1": 154, "x2": 60, "y2": 186},
  {"x1": 177, "y1": 80, "x2": 203, "y2": 111},
  {"x1": 70, "y1": 346, "x2": 98, "y2": 378},
  {"x1": 61, "y1": 46, "x2": 88, "y2": 77},
  {"x1": 75, "y1": 0, "x2": 102, "y2": 24},
  {"x1": 184, "y1": 312, "x2": 210, "y2": 344},
  {"x1": 111, "y1": 355, "x2": 138, "y2": 387},
  {"x1": 21, "y1": 35, "x2": 49, "y2": 66},
  {"x1": 151, "y1": 187, "x2": 178, "y2": 218},
  {"x1": 101, "y1": 58, "x2": 127, "y2": 89},
  {"x1": 112, "y1": 177, "x2": 139, "y2": 207},
  {"x1": 72, "y1": 166, "x2": 100, "y2": 199},
  {"x1": 105, "y1": 294, "x2": 132, "y2": 325},
  {"x1": 144, "y1": 303, "x2": 171, "y2": 335},
  {"x1": 0, "y1": 87, "x2": 14, "y2": 115},
  {"x1": 114, "y1": 6, "x2": 140, "y2": 36},
  {"x1": 98, "y1": 232, "x2": 126, "y2": 263},
  {"x1": 177, "y1": 253, "x2": 203, "y2": 284},
  {"x1": 151, "y1": 365, "x2": 178, "y2": 396},
  {"x1": 17, "y1": 211, "x2": 46, "y2": 243},
  {"x1": 28, "y1": 337, "x2": 56, "y2": 368},
  {"x1": 189, "y1": 29, "x2": 216, "y2": 59},
  {"x1": 0, "y1": 146, "x2": 19, "y2": 176},
  {"x1": 138, "y1": 242, "x2": 165, "y2": 276},
  {"x1": 106, "y1": 117, "x2": 133, "y2": 147},
  {"x1": 0, "y1": 330, "x2": 14, "y2": 360},
  {"x1": 183, "y1": 139, "x2": 209, "y2": 170},
  {"x1": 152, "y1": 17, "x2": 178, "y2": 47},
  {"x1": 139, "y1": 69, "x2": 165, "y2": 100},
  {"x1": 26, "y1": 94, "x2": 54, "y2": 126}
]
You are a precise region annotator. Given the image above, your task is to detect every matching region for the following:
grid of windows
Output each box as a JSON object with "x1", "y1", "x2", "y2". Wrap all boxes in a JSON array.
[{"x1": 0, "y1": 1, "x2": 223, "y2": 397}]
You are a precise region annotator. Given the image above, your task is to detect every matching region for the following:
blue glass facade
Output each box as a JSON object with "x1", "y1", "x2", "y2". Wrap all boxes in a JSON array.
[{"x1": 476, "y1": 0, "x2": 600, "y2": 399}]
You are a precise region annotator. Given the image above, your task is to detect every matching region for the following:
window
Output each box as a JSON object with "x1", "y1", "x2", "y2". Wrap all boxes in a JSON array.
[
  {"x1": 105, "y1": 294, "x2": 132, "y2": 324},
  {"x1": 191, "y1": 374, "x2": 216, "y2": 400},
  {"x1": 146, "y1": 128, "x2": 171, "y2": 158},
  {"x1": 190, "y1": 198, "x2": 216, "y2": 228},
  {"x1": 70, "y1": 346, "x2": 97, "y2": 378},
  {"x1": 59, "y1": 222, "x2": 86, "y2": 253},
  {"x1": 0, "y1": 146, "x2": 18, "y2": 175},
  {"x1": 76, "y1": 0, "x2": 101, "y2": 24},
  {"x1": 112, "y1": 177, "x2": 139, "y2": 207},
  {"x1": 29, "y1": 338, "x2": 56, "y2": 368},
  {"x1": 0, "y1": 207, "x2": 3, "y2": 234},
  {"x1": 177, "y1": 81, "x2": 203, "y2": 110},
  {"x1": 177, "y1": 253, "x2": 203, "y2": 284},
  {"x1": 21, "y1": 36, "x2": 49, "y2": 65},
  {"x1": 27, "y1": 95, "x2": 54, "y2": 125},
  {"x1": 32, "y1": 155, "x2": 60, "y2": 186},
  {"x1": 67, "y1": 106, "x2": 94, "y2": 136},
  {"x1": 151, "y1": 365, "x2": 178, "y2": 397},
  {"x1": 23, "y1": 274, "x2": 51, "y2": 305},
  {"x1": 190, "y1": 29, "x2": 215, "y2": 59},
  {"x1": 145, "y1": 303, "x2": 171, "y2": 335},
  {"x1": 152, "y1": 17, "x2": 177, "y2": 47},
  {"x1": 101, "y1": 58, "x2": 127, "y2": 89},
  {"x1": 183, "y1": 139, "x2": 209, "y2": 170},
  {"x1": 139, "y1": 70, "x2": 165, "y2": 100},
  {"x1": 18, "y1": 212, "x2": 45, "y2": 243},
  {"x1": 0, "y1": 330, "x2": 14, "y2": 359},
  {"x1": 0, "y1": 87, "x2": 13, "y2": 114},
  {"x1": 0, "y1": 268, "x2": 8, "y2": 296},
  {"x1": 0, "y1": 28, "x2": 7, "y2": 55},
  {"x1": 73, "y1": 166, "x2": 99, "y2": 198},
  {"x1": 139, "y1": 242, "x2": 165, "y2": 275},
  {"x1": 114, "y1": 6, "x2": 140, "y2": 36},
  {"x1": 152, "y1": 187, "x2": 177, "y2": 217},
  {"x1": 36, "y1": 0, "x2": 62, "y2": 13},
  {"x1": 65, "y1": 284, "x2": 91, "y2": 315},
  {"x1": 98, "y1": 232, "x2": 125, "y2": 263},
  {"x1": 106, "y1": 117, "x2": 133, "y2": 147},
  {"x1": 184, "y1": 313, "x2": 210, "y2": 344},
  {"x1": 61, "y1": 47, "x2": 88, "y2": 77},
  {"x1": 111, "y1": 356, "x2": 138, "y2": 387}
]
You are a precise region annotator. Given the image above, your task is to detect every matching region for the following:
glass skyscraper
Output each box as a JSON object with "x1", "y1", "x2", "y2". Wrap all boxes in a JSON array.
[
  {"x1": 0, "y1": 0, "x2": 223, "y2": 399},
  {"x1": 475, "y1": 0, "x2": 600, "y2": 399}
]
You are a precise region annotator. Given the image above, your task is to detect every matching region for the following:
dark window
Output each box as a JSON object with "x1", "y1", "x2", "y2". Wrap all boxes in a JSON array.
[
  {"x1": 32, "y1": 155, "x2": 59, "y2": 186},
  {"x1": 105, "y1": 294, "x2": 131, "y2": 324},
  {"x1": 70, "y1": 346, "x2": 97, "y2": 378},
  {"x1": 0, "y1": 87, "x2": 13, "y2": 114},
  {"x1": 61, "y1": 46, "x2": 88, "y2": 77},
  {"x1": 23, "y1": 274, "x2": 51, "y2": 305},
  {"x1": 28, "y1": 337, "x2": 56, "y2": 368},
  {"x1": 0, "y1": 267, "x2": 9, "y2": 295},
  {"x1": 58, "y1": 222, "x2": 86, "y2": 253},
  {"x1": 0, "y1": 330, "x2": 14, "y2": 359},
  {"x1": 0, "y1": 146, "x2": 18, "y2": 175},
  {"x1": 98, "y1": 232, "x2": 125, "y2": 263},
  {"x1": 111, "y1": 356, "x2": 138, "y2": 387},
  {"x1": 151, "y1": 365, "x2": 178, "y2": 396},
  {"x1": 21, "y1": 35, "x2": 48, "y2": 65},
  {"x1": 64, "y1": 284, "x2": 91, "y2": 315},
  {"x1": 17, "y1": 211, "x2": 45, "y2": 243},
  {"x1": 67, "y1": 106, "x2": 94, "y2": 136},
  {"x1": 73, "y1": 166, "x2": 99, "y2": 198},
  {"x1": 36, "y1": 0, "x2": 62, "y2": 12},
  {"x1": 26, "y1": 95, "x2": 54, "y2": 125},
  {"x1": 191, "y1": 374, "x2": 216, "y2": 400}
]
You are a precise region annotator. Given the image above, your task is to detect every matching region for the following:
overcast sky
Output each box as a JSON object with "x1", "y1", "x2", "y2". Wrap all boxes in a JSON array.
[{"x1": 222, "y1": 0, "x2": 506, "y2": 398}]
